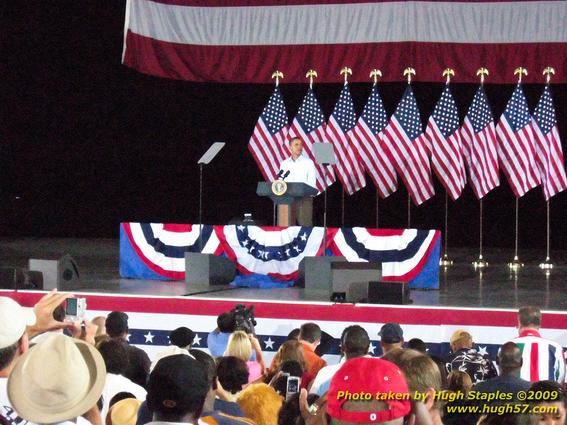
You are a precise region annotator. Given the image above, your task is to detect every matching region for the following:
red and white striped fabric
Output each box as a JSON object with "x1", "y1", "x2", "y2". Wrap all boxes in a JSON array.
[
  {"x1": 352, "y1": 84, "x2": 397, "y2": 198},
  {"x1": 460, "y1": 86, "x2": 500, "y2": 199},
  {"x1": 122, "y1": 0, "x2": 567, "y2": 83},
  {"x1": 248, "y1": 87, "x2": 290, "y2": 182},
  {"x1": 496, "y1": 85, "x2": 540, "y2": 198},
  {"x1": 382, "y1": 86, "x2": 435, "y2": 205},
  {"x1": 532, "y1": 85, "x2": 567, "y2": 201},
  {"x1": 326, "y1": 84, "x2": 366, "y2": 195},
  {"x1": 424, "y1": 85, "x2": 466, "y2": 200},
  {"x1": 288, "y1": 88, "x2": 335, "y2": 192}
]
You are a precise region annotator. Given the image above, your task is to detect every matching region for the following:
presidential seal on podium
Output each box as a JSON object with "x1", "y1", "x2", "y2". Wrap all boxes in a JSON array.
[{"x1": 271, "y1": 180, "x2": 288, "y2": 196}]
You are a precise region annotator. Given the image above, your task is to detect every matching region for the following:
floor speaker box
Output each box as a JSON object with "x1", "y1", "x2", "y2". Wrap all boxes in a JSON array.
[
  {"x1": 185, "y1": 253, "x2": 236, "y2": 286},
  {"x1": 368, "y1": 281, "x2": 411, "y2": 305},
  {"x1": 0, "y1": 267, "x2": 24, "y2": 289},
  {"x1": 28, "y1": 254, "x2": 80, "y2": 290},
  {"x1": 299, "y1": 256, "x2": 347, "y2": 291}
]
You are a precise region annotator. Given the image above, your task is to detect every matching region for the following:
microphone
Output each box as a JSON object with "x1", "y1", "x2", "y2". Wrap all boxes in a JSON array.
[
  {"x1": 283, "y1": 170, "x2": 290, "y2": 180},
  {"x1": 276, "y1": 170, "x2": 284, "y2": 180}
]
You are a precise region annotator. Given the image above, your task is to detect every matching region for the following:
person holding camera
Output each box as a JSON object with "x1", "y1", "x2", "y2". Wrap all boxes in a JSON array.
[{"x1": 207, "y1": 308, "x2": 265, "y2": 374}]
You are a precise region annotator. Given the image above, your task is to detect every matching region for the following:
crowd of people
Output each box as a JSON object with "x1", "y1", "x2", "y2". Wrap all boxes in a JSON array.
[{"x1": 0, "y1": 291, "x2": 565, "y2": 425}]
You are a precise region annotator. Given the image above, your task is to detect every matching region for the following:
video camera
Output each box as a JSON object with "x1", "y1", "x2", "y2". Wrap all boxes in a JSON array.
[{"x1": 232, "y1": 304, "x2": 257, "y2": 335}]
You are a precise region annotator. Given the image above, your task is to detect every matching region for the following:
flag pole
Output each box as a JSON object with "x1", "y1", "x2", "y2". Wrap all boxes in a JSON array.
[
  {"x1": 508, "y1": 197, "x2": 523, "y2": 270},
  {"x1": 341, "y1": 190, "x2": 345, "y2": 227},
  {"x1": 375, "y1": 193, "x2": 379, "y2": 228},
  {"x1": 508, "y1": 67, "x2": 527, "y2": 271},
  {"x1": 338, "y1": 66, "x2": 352, "y2": 229},
  {"x1": 402, "y1": 67, "x2": 415, "y2": 229},
  {"x1": 440, "y1": 68, "x2": 455, "y2": 268},
  {"x1": 539, "y1": 68, "x2": 556, "y2": 271},
  {"x1": 472, "y1": 68, "x2": 490, "y2": 269},
  {"x1": 271, "y1": 70, "x2": 284, "y2": 227},
  {"x1": 539, "y1": 200, "x2": 553, "y2": 270},
  {"x1": 407, "y1": 194, "x2": 411, "y2": 227},
  {"x1": 370, "y1": 69, "x2": 383, "y2": 230},
  {"x1": 440, "y1": 192, "x2": 453, "y2": 266},
  {"x1": 472, "y1": 199, "x2": 488, "y2": 268}
]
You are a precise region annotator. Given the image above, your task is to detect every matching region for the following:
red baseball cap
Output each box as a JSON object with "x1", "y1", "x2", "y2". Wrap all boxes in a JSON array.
[{"x1": 327, "y1": 357, "x2": 411, "y2": 423}]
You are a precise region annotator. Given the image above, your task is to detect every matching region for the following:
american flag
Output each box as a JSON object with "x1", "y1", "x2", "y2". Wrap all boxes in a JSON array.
[
  {"x1": 326, "y1": 84, "x2": 366, "y2": 195},
  {"x1": 288, "y1": 88, "x2": 335, "y2": 191},
  {"x1": 352, "y1": 85, "x2": 397, "y2": 198},
  {"x1": 496, "y1": 85, "x2": 540, "y2": 197},
  {"x1": 248, "y1": 87, "x2": 289, "y2": 182},
  {"x1": 382, "y1": 86, "x2": 435, "y2": 205},
  {"x1": 532, "y1": 85, "x2": 567, "y2": 200},
  {"x1": 460, "y1": 86, "x2": 500, "y2": 199},
  {"x1": 425, "y1": 85, "x2": 466, "y2": 200}
]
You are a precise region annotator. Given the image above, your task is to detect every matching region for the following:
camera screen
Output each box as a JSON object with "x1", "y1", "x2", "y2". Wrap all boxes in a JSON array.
[
  {"x1": 66, "y1": 298, "x2": 78, "y2": 316},
  {"x1": 287, "y1": 377, "x2": 299, "y2": 395}
]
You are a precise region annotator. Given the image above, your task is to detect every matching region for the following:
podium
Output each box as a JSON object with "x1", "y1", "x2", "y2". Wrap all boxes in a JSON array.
[{"x1": 256, "y1": 182, "x2": 318, "y2": 226}]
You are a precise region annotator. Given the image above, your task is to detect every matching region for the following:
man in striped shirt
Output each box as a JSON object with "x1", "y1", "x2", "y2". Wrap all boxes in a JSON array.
[{"x1": 510, "y1": 306, "x2": 566, "y2": 383}]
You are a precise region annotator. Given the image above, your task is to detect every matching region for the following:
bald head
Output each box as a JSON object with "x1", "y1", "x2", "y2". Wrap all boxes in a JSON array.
[{"x1": 497, "y1": 342, "x2": 523, "y2": 373}]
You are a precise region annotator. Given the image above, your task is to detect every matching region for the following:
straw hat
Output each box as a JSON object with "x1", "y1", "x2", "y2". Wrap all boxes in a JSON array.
[
  {"x1": 8, "y1": 333, "x2": 106, "y2": 423},
  {"x1": 107, "y1": 398, "x2": 142, "y2": 425}
]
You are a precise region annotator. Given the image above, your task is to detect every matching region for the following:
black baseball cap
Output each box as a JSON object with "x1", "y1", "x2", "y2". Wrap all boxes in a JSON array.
[
  {"x1": 105, "y1": 312, "x2": 129, "y2": 337},
  {"x1": 170, "y1": 327, "x2": 196, "y2": 348},
  {"x1": 378, "y1": 323, "x2": 404, "y2": 343},
  {"x1": 147, "y1": 354, "x2": 209, "y2": 416}
]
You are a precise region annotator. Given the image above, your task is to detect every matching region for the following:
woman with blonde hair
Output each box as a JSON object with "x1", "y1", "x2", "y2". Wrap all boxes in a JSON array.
[{"x1": 224, "y1": 331, "x2": 263, "y2": 382}]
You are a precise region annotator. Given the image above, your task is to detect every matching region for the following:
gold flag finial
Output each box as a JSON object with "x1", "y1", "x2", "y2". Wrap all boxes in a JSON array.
[
  {"x1": 370, "y1": 69, "x2": 382, "y2": 85},
  {"x1": 340, "y1": 67, "x2": 353, "y2": 85},
  {"x1": 306, "y1": 70, "x2": 318, "y2": 89},
  {"x1": 443, "y1": 68, "x2": 455, "y2": 84},
  {"x1": 477, "y1": 67, "x2": 489, "y2": 85},
  {"x1": 403, "y1": 67, "x2": 416, "y2": 84},
  {"x1": 271, "y1": 71, "x2": 284, "y2": 87},
  {"x1": 543, "y1": 67, "x2": 555, "y2": 84},
  {"x1": 514, "y1": 67, "x2": 528, "y2": 84}
]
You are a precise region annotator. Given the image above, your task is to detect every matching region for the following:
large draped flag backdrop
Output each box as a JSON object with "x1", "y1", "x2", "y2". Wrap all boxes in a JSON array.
[
  {"x1": 122, "y1": 0, "x2": 567, "y2": 83},
  {"x1": 120, "y1": 223, "x2": 441, "y2": 288}
]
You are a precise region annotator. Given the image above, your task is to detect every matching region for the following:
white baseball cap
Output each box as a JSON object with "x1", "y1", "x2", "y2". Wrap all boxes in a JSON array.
[{"x1": 0, "y1": 297, "x2": 36, "y2": 349}]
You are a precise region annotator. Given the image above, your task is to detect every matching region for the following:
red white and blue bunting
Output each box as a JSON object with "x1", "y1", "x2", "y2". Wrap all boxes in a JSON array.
[{"x1": 120, "y1": 223, "x2": 440, "y2": 288}]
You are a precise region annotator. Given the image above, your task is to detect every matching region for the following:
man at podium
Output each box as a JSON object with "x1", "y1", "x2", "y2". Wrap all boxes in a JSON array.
[{"x1": 278, "y1": 137, "x2": 317, "y2": 226}]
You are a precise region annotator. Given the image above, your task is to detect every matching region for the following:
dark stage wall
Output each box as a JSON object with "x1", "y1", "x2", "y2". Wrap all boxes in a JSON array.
[{"x1": 2, "y1": 1, "x2": 567, "y2": 251}]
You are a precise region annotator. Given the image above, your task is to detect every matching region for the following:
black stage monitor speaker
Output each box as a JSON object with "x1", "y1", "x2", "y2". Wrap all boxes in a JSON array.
[
  {"x1": 0, "y1": 267, "x2": 44, "y2": 290},
  {"x1": 28, "y1": 254, "x2": 80, "y2": 290},
  {"x1": 367, "y1": 281, "x2": 411, "y2": 305},
  {"x1": 0, "y1": 267, "x2": 25, "y2": 289}
]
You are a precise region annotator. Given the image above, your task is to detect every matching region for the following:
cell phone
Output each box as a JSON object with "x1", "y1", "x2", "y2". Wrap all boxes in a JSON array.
[
  {"x1": 286, "y1": 376, "x2": 301, "y2": 400},
  {"x1": 65, "y1": 298, "x2": 87, "y2": 320}
]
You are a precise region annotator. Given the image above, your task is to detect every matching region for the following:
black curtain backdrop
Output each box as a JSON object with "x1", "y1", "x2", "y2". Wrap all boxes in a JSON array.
[{"x1": 2, "y1": 1, "x2": 566, "y2": 251}]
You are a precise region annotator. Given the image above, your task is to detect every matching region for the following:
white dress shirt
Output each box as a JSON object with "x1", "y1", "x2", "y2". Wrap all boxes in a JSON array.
[{"x1": 278, "y1": 154, "x2": 317, "y2": 189}]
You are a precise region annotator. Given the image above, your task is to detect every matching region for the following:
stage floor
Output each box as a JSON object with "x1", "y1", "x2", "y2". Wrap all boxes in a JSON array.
[{"x1": 1, "y1": 238, "x2": 566, "y2": 310}]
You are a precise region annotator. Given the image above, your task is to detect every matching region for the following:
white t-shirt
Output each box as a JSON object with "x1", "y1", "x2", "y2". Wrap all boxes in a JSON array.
[
  {"x1": 309, "y1": 357, "x2": 346, "y2": 396},
  {"x1": 278, "y1": 155, "x2": 317, "y2": 189},
  {"x1": 101, "y1": 373, "x2": 147, "y2": 420}
]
